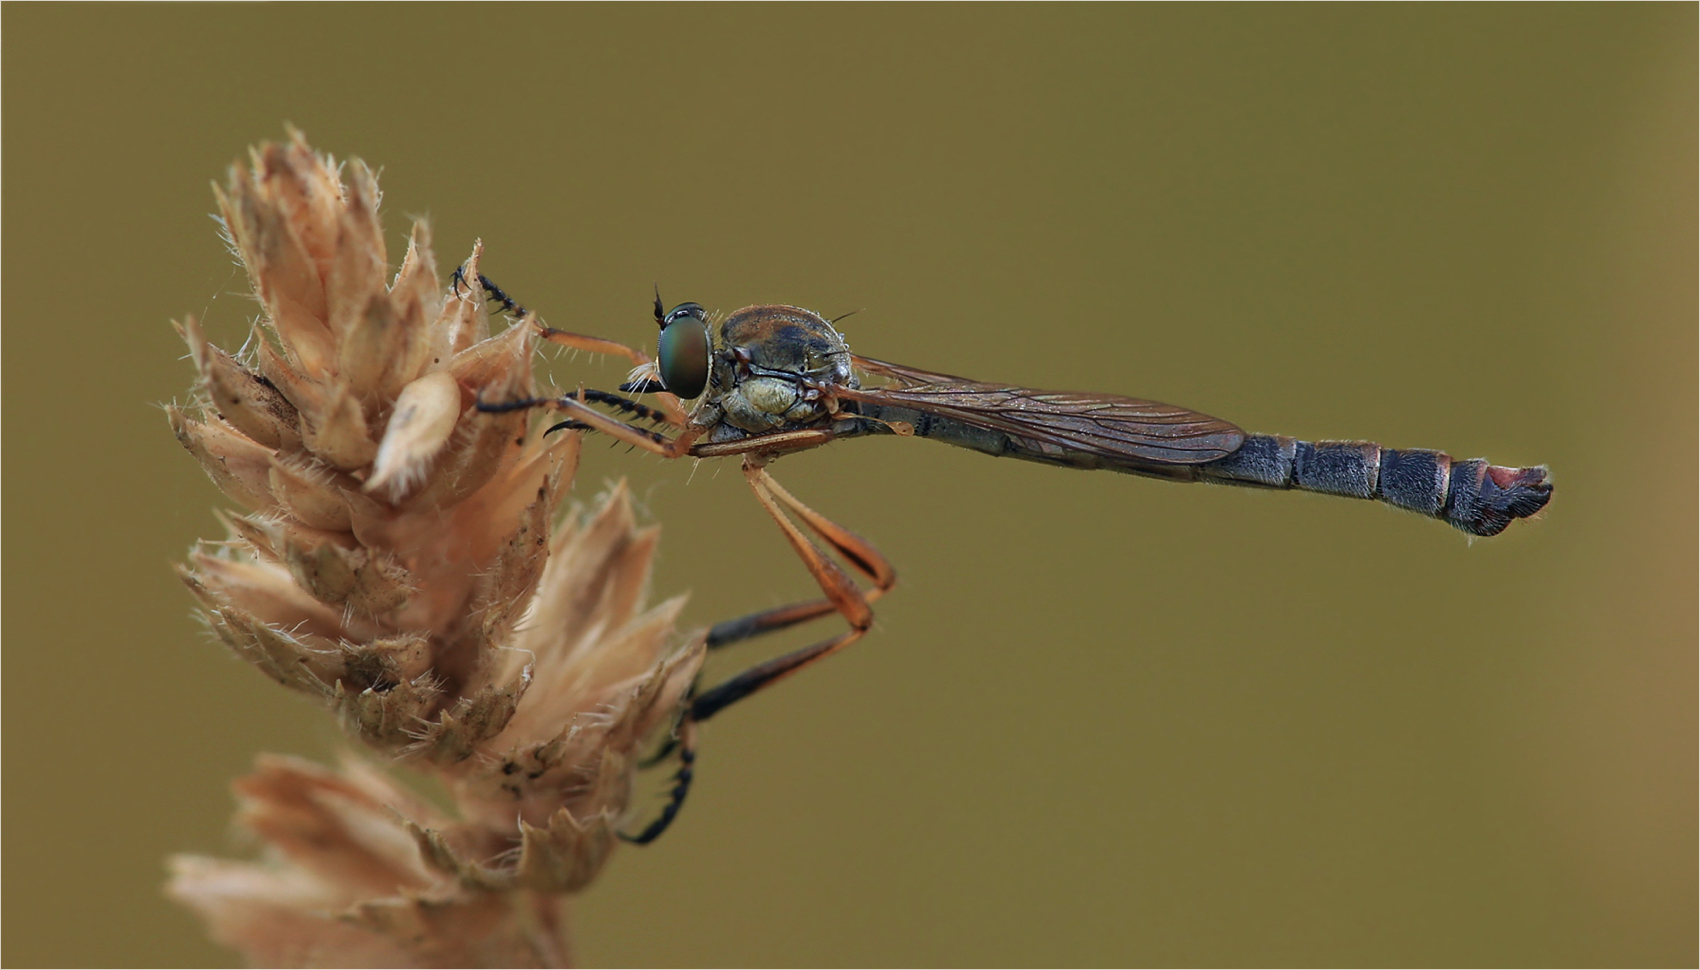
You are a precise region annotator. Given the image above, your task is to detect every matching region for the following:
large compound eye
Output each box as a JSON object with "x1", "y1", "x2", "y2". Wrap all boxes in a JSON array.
[{"x1": 657, "y1": 305, "x2": 710, "y2": 399}]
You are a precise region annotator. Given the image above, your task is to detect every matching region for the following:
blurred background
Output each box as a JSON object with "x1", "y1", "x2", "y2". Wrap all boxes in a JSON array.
[{"x1": 4, "y1": 6, "x2": 1693, "y2": 966}]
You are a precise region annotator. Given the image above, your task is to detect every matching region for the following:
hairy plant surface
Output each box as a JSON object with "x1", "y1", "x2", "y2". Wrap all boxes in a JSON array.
[{"x1": 167, "y1": 132, "x2": 702, "y2": 967}]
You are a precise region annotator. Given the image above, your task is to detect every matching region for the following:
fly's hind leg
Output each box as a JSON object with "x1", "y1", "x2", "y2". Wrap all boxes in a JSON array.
[
  {"x1": 620, "y1": 716, "x2": 699, "y2": 845},
  {"x1": 619, "y1": 459, "x2": 897, "y2": 844},
  {"x1": 702, "y1": 467, "x2": 897, "y2": 651},
  {"x1": 694, "y1": 459, "x2": 897, "y2": 721}
]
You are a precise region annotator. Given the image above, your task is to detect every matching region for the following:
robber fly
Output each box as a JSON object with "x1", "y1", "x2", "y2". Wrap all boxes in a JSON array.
[{"x1": 464, "y1": 271, "x2": 1552, "y2": 843}]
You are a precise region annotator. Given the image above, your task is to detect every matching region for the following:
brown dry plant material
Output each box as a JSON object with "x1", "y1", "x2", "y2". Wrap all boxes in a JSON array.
[{"x1": 166, "y1": 132, "x2": 703, "y2": 967}]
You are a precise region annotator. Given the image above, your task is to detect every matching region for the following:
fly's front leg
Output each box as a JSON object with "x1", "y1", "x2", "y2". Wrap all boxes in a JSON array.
[
  {"x1": 452, "y1": 267, "x2": 531, "y2": 320},
  {"x1": 570, "y1": 389, "x2": 682, "y2": 430},
  {"x1": 476, "y1": 393, "x2": 702, "y2": 458},
  {"x1": 536, "y1": 328, "x2": 688, "y2": 426},
  {"x1": 453, "y1": 269, "x2": 690, "y2": 426}
]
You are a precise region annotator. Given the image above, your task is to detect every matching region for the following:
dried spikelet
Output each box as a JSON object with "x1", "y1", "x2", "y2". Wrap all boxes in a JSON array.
[{"x1": 166, "y1": 131, "x2": 704, "y2": 967}]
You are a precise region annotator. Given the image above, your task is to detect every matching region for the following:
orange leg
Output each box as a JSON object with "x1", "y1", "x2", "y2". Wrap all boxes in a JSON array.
[
  {"x1": 536, "y1": 328, "x2": 689, "y2": 426},
  {"x1": 702, "y1": 466, "x2": 896, "y2": 647},
  {"x1": 621, "y1": 460, "x2": 897, "y2": 844},
  {"x1": 452, "y1": 267, "x2": 690, "y2": 426},
  {"x1": 692, "y1": 460, "x2": 896, "y2": 719},
  {"x1": 479, "y1": 395, "x2": 896, "y2": 689},
  {"x1": 477, "y1": 388, "x2": 901, "y2": 842}
]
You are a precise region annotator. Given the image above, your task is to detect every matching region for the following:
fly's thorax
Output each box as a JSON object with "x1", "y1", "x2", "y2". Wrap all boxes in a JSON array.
[
  {"x1": 717, "y1": 306, "x2": 853, "y2": 384},
  {"x1": 708, "y1": 305, "x2": 857, "y2": 434}
]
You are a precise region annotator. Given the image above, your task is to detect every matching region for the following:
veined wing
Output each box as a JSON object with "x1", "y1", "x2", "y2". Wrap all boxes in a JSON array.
[
  {"x1": 851, "y1": 355, "x2": 972, "y2": 387},
  {"x1": 833, "y1": 371, "x2": 1245, "y2": 465}
]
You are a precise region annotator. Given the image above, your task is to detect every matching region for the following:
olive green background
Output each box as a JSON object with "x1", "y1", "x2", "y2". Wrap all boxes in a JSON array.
[{"x1": 4, "y1": 5, "x2": 1694, "y2": 967}]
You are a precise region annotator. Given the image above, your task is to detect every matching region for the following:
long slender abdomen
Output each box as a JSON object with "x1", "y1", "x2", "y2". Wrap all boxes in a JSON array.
[{"x1": 1197, "y1": 436, "x2": 1552, "y2": 536}]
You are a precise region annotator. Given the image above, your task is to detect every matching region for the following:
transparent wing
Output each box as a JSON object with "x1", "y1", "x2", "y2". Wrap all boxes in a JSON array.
[
  {"x1": 840, "y1": 359, "x2": 1244, "y2": 465},
  {"x1": 852, "y1": 355, "x2": 971, "y2": 387}
]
